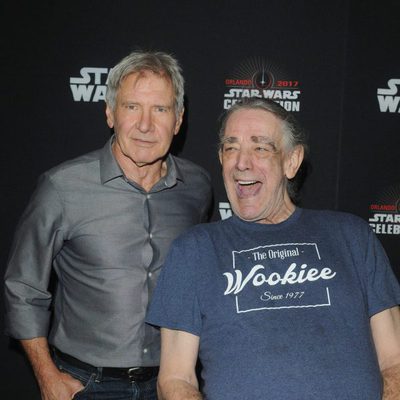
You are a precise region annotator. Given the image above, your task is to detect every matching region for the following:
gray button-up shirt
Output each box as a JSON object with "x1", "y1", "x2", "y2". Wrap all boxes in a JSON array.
[{"x1": 4, "y1": 138, "x2": 212, "y2": 367}]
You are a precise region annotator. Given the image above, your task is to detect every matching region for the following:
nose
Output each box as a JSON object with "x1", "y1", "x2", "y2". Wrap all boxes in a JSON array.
[
  {"x1": 137, "y1": 109, "x2": 152, "y2": 133},
  {"x1": 235, "y1": 149, "x2": 252, "y2": 171}
]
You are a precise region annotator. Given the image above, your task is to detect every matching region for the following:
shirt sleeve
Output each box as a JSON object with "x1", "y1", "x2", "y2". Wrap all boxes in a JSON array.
[
  {"x1": 364, "y1": 226, "x2": 400, "y2": 316},
  {"x1": 4, "y1": 173, "x2": 65, "y2": 339},
  {"x1": 146, "y1": 232, "x2": 202, "y2": 336}
]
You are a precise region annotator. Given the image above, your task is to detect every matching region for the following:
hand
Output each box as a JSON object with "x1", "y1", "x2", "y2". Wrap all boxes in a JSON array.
[{"x1": 38, "y1": 368, "x2": 85, "y2": 400}]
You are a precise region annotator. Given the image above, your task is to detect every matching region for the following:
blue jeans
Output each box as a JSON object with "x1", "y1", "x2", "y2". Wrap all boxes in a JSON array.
[{"x1": 52, "y1": 351, "x2": 158, "y2": 400}]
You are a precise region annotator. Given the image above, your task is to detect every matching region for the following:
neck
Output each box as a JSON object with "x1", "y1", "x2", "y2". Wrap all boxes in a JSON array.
[
  {"x1": 257, "y1": 193, "x2": 296, "y2": 225},
  {"x1": 261, "y1": 202, "x2": 296, "y2": 224},
  {"x1": 124, "y1": 160, "x2": 167, "y2": 192},
  {"x1": 112, "y1": 143, "x2": 167, "y2": 192}
]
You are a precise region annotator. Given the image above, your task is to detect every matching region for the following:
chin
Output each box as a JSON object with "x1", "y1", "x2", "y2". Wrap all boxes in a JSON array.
[
  {"x1": 232, "y1": 207, "x2": 260, "y2": 222},
  {"x1": 239, "y1": 215, "x2": 261, "y2": 222}
]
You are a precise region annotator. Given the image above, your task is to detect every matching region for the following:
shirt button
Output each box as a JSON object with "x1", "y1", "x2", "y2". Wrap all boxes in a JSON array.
[
  {"x1": 146, "y1": 194, "x2": 151, "y2": 199},
  {"x1": 148, "y1": 272, "x2": 153, "y2": 278},
  {"x1": 143, "y1": 348, "x2": 148, "y2": 354},
  {"x1": 149, "y1": 233, "x2": 153, "y2": 239}
]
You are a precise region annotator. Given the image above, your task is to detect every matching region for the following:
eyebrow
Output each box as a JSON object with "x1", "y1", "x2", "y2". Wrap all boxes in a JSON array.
[
  {"x1": 221, "y1": 135, "x2": 279, "y2": 153},
  {"x1": 251, "y1": 136, "x2": 275, "y2": 145},
  {"x1": 121, "y1": 101, "x2": 173, "y2": 109},
  {"x1": 221, "y1": 135, "x2": 276, "y2": 145},
  {"x1": 220, "y1": 137, "x2": 237, "y2": 144}
]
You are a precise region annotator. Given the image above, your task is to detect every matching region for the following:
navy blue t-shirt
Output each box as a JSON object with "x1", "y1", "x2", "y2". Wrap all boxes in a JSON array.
[{"x1": 147, "y1": 208, "x2": 400, "y2": 399}]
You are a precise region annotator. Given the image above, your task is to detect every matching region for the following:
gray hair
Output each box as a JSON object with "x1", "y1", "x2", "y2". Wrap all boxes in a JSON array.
[
  {"x1": 105, "y1": 50, "x2": 184, "y2": 117},
  {"x1": 218, "y1": 97, "x2": 309, "y2": 202}
]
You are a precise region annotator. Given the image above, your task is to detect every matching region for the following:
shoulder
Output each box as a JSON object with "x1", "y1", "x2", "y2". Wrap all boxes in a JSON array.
[
  {"x1": 162, "y1": 220, "x2": 228, "y2": 270},
  {"x1": 172, "y1": 219, "x2": 228, "y2": 247},
  {"x1": 172, "y1": 156, "x2": 211, "y2": 184},
  {"x1": 302, "y1": 208, "x2": 367, "y2": 225},
  {"x1": 46, "y1": 148, "x2": 101, "y2": 177},
  {"x1": 42, "y1": 148, "x2": 102, "y2": 186},
  {"x1": 301, "y1": 208, "x2": 372, "y2": 236}
]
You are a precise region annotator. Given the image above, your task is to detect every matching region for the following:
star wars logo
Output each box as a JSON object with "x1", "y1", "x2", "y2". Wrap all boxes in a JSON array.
[
  {"x1": 377, "y1": 79, "x2": 400, "y2": 113},
  {"x1": 70, "y1": 67, "x2": 110, "y2": 102},
  {"x1": 368, "y1": 186, "x2": 400, "y2": 235},
  {"x1": 223, "y1": 58, "x2": 302, "y2": 111}
]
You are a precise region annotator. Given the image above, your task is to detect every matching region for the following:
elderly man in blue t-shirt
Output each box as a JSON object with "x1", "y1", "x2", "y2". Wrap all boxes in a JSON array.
[{"x1": 147, "y1": 97, "x2": 400, "y2": 400}]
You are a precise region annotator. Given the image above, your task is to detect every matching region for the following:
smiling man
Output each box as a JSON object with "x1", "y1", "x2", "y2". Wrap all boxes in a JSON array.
[
  {"x1": 147, "y1": 97, "x2": 400, "y2": 400},
  {"x1": 4, "y1": 50, "x2": 212, "y2": 400},
  {"x1": 219, "y1": 106, "x2": 303, "y2": 224}
]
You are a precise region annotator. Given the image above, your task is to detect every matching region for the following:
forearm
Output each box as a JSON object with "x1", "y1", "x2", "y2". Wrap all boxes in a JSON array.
[
  {"x1": 382, "y1": 362, "x2": 400, "y2": 400},
  {"x1": 21, "y1": 337, "x2": 59, "y2": 383},
  {"x1": 20, "y1": 337, "x2": 83, "y2": 400},
  {"x1": 158, "y1": 378, "x2": 203, "y2": 400}
]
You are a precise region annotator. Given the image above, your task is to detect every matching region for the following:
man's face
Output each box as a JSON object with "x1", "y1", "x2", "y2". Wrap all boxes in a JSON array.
[
  {"x1": 219, "y1": 108, "x2": 303, "y2": 224},
  {"x1": 106, "y1": 71, "x2": 183, "y2": 168}
]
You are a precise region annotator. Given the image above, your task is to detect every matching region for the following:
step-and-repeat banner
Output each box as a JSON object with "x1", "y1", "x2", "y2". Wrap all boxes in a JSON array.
[{"x1": 1, "y1": 1, "x2": 399, "y2": 397}]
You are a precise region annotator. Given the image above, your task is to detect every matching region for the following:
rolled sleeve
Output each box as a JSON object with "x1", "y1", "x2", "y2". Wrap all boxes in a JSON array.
[{"x1": 4, "y1": 173, "x2": 65, "y2": 339}]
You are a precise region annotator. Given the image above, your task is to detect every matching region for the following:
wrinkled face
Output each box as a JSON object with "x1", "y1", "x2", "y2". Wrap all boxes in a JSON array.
[
  {"x1": 219, "y1": 108, "x2": 303, "y2": 224},
  {"x1": 106, "y1": 71, "x2": 183, "y2": 168}
]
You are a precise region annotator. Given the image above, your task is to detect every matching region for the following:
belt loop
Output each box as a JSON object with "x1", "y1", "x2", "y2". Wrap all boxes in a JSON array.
[{"x1": 95, "y1": 367, "x2": 103, "y2": 383}]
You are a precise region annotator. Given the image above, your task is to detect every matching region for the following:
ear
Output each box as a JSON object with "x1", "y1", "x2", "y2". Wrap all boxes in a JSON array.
[
  {"x1": 105, "y1": 104, "x2": 114, "y2": 129},
  {"x1": 284, "y1": 145, "x2": 304, "y2": 179},
  {"x1": 174, "y1": 109, "x2": 184, "y2": 135}
]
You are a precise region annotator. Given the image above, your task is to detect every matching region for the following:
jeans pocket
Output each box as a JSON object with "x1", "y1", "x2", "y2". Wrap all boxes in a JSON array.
[
  {"x1": 71, "y1": 372, "x2": 96, "y2": 399},
  {"x1": 56, "y1": 360, "x2": 97, "y2": 399}
]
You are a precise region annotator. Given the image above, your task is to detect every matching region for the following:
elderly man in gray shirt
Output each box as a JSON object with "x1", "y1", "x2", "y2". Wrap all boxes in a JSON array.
[{"x1": 4, "y1": 50, "x2": 212, "y2": 400}]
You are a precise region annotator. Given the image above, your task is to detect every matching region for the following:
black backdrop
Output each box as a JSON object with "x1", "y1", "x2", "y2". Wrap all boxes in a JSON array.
[{"x1": 1, "y1": 1, "x2": 399, "y2": 398}]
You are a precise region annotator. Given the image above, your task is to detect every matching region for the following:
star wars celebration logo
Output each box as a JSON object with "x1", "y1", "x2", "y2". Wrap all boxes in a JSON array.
[
  {"x1": 368, "y1": 185, "x2": 400, "y2": 235},
  {"x1": 70, "y1": 67, "x2": 110, "y2": 102},
  {"x1": 223, "y1": 57, "x2": 302, "y2": 111},
  {"x1": 377, "y1": 79, "x2": 400, "y2": 113}
]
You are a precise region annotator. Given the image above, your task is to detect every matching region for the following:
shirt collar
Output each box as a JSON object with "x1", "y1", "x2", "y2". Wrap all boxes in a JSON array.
[
  {"x1": 100, "y1": 136, "x2": 124, "y2": 184},
  {"x1": 163, "y1": 155, "x2": 184, "y2": 188},
  {"x1": 99, "y1": 136, "x2": 185, "y2": 187}
]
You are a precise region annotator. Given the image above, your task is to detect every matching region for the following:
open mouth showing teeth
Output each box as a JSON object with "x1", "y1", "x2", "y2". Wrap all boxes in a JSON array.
[
  {"x1": 235, "y1": 180, "x2": 261, "y2": 198},
  {"x1": 238, "y1": 180, "x2": 258, "y2": 186}
]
